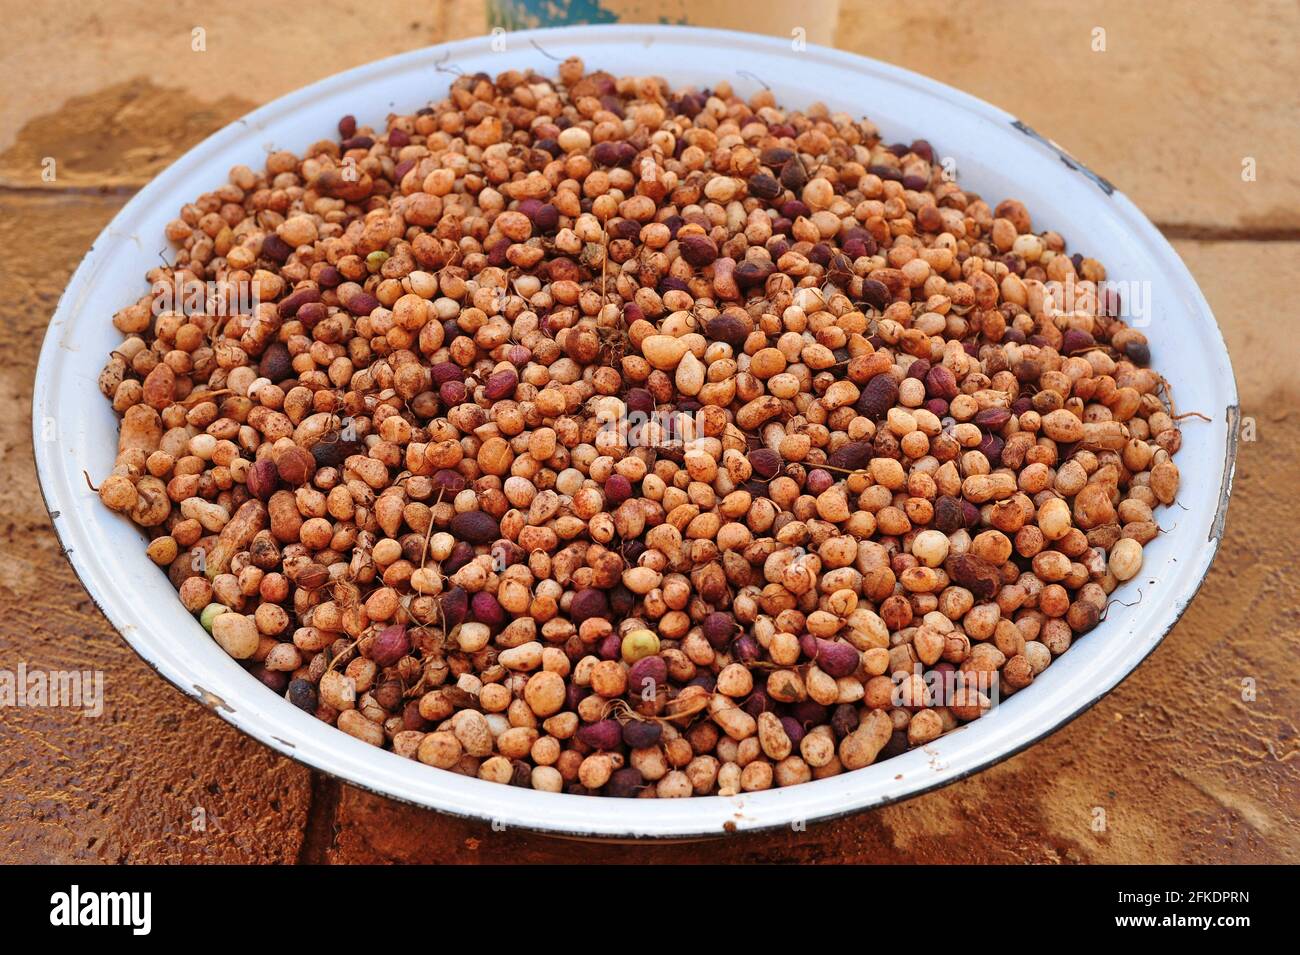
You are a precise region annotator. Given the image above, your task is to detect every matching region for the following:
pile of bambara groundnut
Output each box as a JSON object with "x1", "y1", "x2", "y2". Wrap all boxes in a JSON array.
[{"x1": 96, "y1": 57, "x2": 1182, "y2": 798}]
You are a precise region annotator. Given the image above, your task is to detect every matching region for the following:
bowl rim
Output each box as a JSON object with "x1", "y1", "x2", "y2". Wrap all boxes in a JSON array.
[{"x1": 32, "y1": 22, "x2": 1239, "y2": 839}]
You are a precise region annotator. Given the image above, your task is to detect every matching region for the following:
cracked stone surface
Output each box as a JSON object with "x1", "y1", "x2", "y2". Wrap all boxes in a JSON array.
[{"x1": 0, "y1": 0, "x2": 1294, "y2": 864}]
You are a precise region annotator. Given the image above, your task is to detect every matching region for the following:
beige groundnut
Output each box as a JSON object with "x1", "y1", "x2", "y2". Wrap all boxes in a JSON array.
[
  {"x1": 1038, "y1": 496, "x2": 1073, "y2": 540},
  {"x1": 757, "y1": 711, "x2": 793, "y2": 760},
  {"x1": 417, "y1": 731, "x2": 463, "y2": 769},
  {"x1": 839, "y1": 709, "x2": 894, "y2": 770},
  {"x1": 211, "y1": 612, "x2": 259, "y2": 659},
  {"x1": 1109, "y1": 537, "x2": 1144, "y2": 581}
]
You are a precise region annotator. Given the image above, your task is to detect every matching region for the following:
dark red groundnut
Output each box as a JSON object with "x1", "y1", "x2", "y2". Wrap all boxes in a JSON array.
[
  {"x1": 431, "y1": 469, "x2": 467, "y2": 494},
  {"x1": 260, "y1": 233, "x2": 293, "y2": 262},
  {"x1": 597, "y1": 632, "x2": 622, "y2": 661},
  {"x1": 576, "y1": 719, "x2": 623, "y2": 751},
  {"x1": 827, "y1": 439, "x2": 873, "y2": 471},
  {"x1": 780, "y1": 716, "x2": 806, "y2": 745},
  {"x1": 343, "y1": 292, "x2": 380, "y2": 316},
  {"x1": 978, "y1": 433, "x2": 1005, "y2": 467},
  {"x1": 483, "y1": 369, "x2": 519, "y2": 401},
  {"x1": 678, "y1": 234, "x2": 719, "y2": 267},
  {"x1": 449, "y1": 509, "x2": 499, "y2": 544},
  {"x1": 705, "y1": 315, "x2": 749, "y2": 350},
  {"x1": 734, "y1": 634, "x2": 761, "y2": 664},
  {"x1": 749, "y1": 447, "x2": 782, "y2": 479},
  {"x1": 856, "y1": 373, "x2": 899, "y2": 420},
  {"x1": 245, "y1": 458, "x2": 280, "y2": 501},
  {"x1": 606, "y1": 767, "x2": 647, "y2": 798},
  {"x1": 701, "y1": 611, "x2": 738, "y2": 649},
  {"x1": 625, "y1": 387, "x2": 654, "y2": 414},
  {"x1": 565, "y1": 682, "x2": 591, "y2": 711},
  {"x1": 622, "y1": 719, "x2": 663, "y2": 748},
  {"x1": 830, "y1": 704, "x2": 860, "y2": 740},
  {"x1": 790, "y1": 700, "x2": 830, "y2": 727},
  {"x1": 925, "y1": 364, "x2": 959, "y2": 399},
  {"x1": 569, "y1": 587, "x2": 609, "y2": 623},
  {"x1": 276, "y1": 286, "x2": 321, "y2": 319},
  {"x1": 742, "y1": 687, "x2": 774, "y2": 717},
  {"x1": 471, "y1": 592, "x2": 505, "y2": 627},
  {"x1": 309, "y1": 435, "x2": 362, "y2": 470},
  {"x1": 1061, "y1": 328, "x2": 1095, "y2": 354},
  {"x1": 801, "y1": 636, "x2": 862, "y2": 679},
  {"x1": 369, "y1": 624, "x2": 410, "y2": 666},
  {"x1": 443, "y1": 541, "x2": 476, "y2": 573},
  {"x1": 604, "y1": 474, "x2": 632, "y2": 504},
  {"x1": 258, "y1": 342, "x2": 294, "y2": 382},
  {"x1": 627, "y1": 655, "x2": 668, "y2": 695},
  {"x1": 430, "y1": 361, "x2": 465, "y2": 386},
  {"x1": 687, "y1": 672, "x2": 716, "y2": 693},
  {"x1": 251, "y1": 664, "x2": 287, "y2": 693},
  {"x1": 439, "y1": 586, "x2": 469, "y2": 627},
  {"x1": 858, "y1": 278, "x2": 891, "y2": 311},
  {"x1": 805, "y1": 468, "x2": 834, "y2": 494},
  {"x1": 439, "y1": 379, "x2": 468, "y2": 405}
]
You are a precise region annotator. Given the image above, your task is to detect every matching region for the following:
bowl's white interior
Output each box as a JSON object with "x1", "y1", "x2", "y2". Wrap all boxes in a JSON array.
[{"x1": 33, "y1": 25, "x2": 1237, "y2": 837}]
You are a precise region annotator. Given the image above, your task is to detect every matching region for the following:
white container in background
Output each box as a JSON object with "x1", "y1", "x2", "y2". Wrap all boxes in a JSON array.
[{"x1": 33, "y1": 25, "x2": 1237, "y2": 839}]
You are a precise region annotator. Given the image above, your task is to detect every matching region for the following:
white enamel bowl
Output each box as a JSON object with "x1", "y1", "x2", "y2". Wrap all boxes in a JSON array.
[{"x1": 33, "y1": 25, "x2": 1237, "y2": 838}]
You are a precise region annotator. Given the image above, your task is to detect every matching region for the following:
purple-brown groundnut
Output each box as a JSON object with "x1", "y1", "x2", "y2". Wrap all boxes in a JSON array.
[
  {"x1": 432, "y1": 469, "x2": 467, "y2": 494},
  {"x1": 471, "y1": 592, "x2": 505, "y2": 627},
  {"x1": 369, "y1": 624, "x2": 410, "y2": 666},
  {"x1": 439, "y1": 586, "x2": 469, "y2": 627},
  {"x1": 604, "y1": 474, "x2": 632, "y2": 504},
  {"x1": 780, "y1": 716, "x2": 807, "y2": 745},
  {"x1": 701, "y1": 611, "x2": 738, "y2": 649},
  {"x1": 831, "y1": 703, "x2": 860, "y2": 739},
  {"x1": 627, "y1": 654, "x2": 667, "y2": 695},
  {"x1": 576, "y1": 719, "x2": 623, "y2": 751},
  {"x1": 742, "y1": 687, "x2": 773, "y2": 717},
  {"x1": 827, "y1": 439, "x2": 873, "y2": 471},
  {"x1": 925, "y1": 364, "x2": 959, "y2": 400},
  {"x1": 935, "y1": 495, "x2": 965, "y2": 534},
  {"x1": 749, "y1": 447, "x2": 782, "y2": 479},
  {"x1": 857, "y1": 373, "x2": 899, "y2": 420},
  {"x1": 569, "y1": 587, "x2": 609, "y2": 623},
  {"x1": 622, "y1": 719, "x2": 662, "y2": 748},
  {"x1": 978, "y1": 433, "x2": 1005, "y2": 467},
  {"x1": 688, "y1": 672, "x2": 716, "y2": 693},
  {"x1": 805, "y1": 468, "x2": 834, "y2": 494},
  {"x1": 449, "y1": 510, "x2": 499, "y2": 544},
  {"x1": 443, "y1": 541, "x2": 476, "y2": 573},
  {"x1": 439, "y1": 380, "x2": 468, "y2": 405},
  {"x1": 606, "y1": 767, "x2": 646, "y2": 798},
  {"x1": 792, "y1": 701, "x2": 830, "y2": 728},
  {"x1": 483, "y1": 369, "x2": 519, "y2": 401},
  {"x1": 734, "y1": 633, "x2": 761, "y2": 664},
  {"x1": 431, "y1": 361, "x2": 464, "y2": 386},
  {"x1": 594, "y1": 632, "x2": 621, "y2": 661},
  {"x1": 566, "y1": 682, "x2": 591, "y2": 711},
  {"x1": 800, "y1": 636, "x2": 861, "y2": 679}
]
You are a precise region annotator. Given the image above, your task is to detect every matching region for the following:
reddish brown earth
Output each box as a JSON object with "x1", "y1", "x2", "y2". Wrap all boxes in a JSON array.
[{"x1": 0, "y1": 1, "x2": 1294, "y2": 863}]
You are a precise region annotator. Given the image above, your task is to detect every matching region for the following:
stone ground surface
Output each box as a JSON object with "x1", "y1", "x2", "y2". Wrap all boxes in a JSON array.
[{"x1": 0, "y1": 1, "x2": 1295, "y2": 863}]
